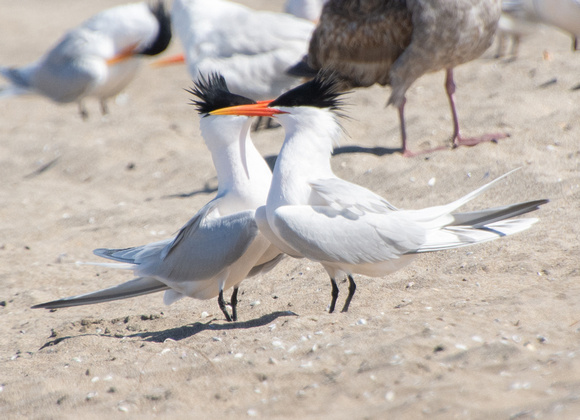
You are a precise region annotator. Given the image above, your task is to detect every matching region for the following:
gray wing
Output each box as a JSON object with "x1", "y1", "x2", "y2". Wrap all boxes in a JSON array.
[
  {"x1": 272, "y1": 205, "x2": 425, "y2": 265},
  {"x1": 93, "y1": 200, "x2": 219, "y2": 264},
  {"x1": 162, "y1": 199, "x2": 219, "y2": 259},
  {"x1": 145, "y1": 209, "x2": 261, "y2": 283},
  {"x1": 31, "y1": 277, "x2": 169, "y2": 309},
  {"x1": 28, "y1": 29, "x2": 105, "y2": 103},
  {"x1": 310, "y1": 177, "x2": 398, "y2": 213},
  {"x1": 95, "y1": 199, "x2": 262, "y2": 283}
]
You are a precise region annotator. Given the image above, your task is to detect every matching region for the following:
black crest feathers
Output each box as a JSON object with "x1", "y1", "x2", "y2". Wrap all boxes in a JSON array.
[
  {"x1": 270, "y1": 70, "x2": 347, "y2": 110},
  {"x1": 143, "y1": 1, "x2": 172, "y2": 56},
  {"x1": 187, "y1": 73, "x2": 256, "y2": 115}
]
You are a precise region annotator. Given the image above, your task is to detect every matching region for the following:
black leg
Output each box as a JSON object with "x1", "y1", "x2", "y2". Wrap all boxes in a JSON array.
[
  {"x1": 341, "y1": 275, "x2": 357, "y2": 313},
  {"x1": 230, "y1": 286, "x2": 239, "y2": 322},
  {"x1": 100, "y1": 100, "x2": 109, "y2": 116},
  {"x1": 252, "y1": 116, "x2": 264, "y2": 132},
  {"x1": 253, "y1": 117, "x2": 280, "y2": 131},
  {"x1": 218, "y1": 289, "x2": 232, "y2": 322},
  {"x1": 265, "y1": 118, "x2": 280, "y2": 129},
  {"x1": 329, "y1": 278, "x2": 339, "y2": 313},
  {"x1": 78, "y1": 102, "x2": 89, "y2": 120}
]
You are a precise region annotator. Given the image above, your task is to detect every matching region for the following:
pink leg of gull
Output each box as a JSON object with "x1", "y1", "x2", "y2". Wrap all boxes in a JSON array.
[
  {"x1": 398, "y1": 97, "x2": 449, "y2": 158},
  {"x1": 445, "y1": 68, "x2": 509, "y2": 148}
]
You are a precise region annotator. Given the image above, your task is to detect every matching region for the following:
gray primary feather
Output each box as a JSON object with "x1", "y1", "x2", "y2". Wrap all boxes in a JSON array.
[
  {"x1": 31, "y1": 277, "x2": 169, "y2": 309},
  {"x1": 450, "y1": 199, "x2": 548, "y2": 228}
]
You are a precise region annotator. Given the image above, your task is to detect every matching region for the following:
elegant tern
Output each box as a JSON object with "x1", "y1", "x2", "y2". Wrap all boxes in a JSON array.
[
  {"x1": 32, "y1": 74, "x2": 283, "y2": 322},
  {"x1": 212, "y1": 73, "x2": 548, "y2": 313},
  {"x1": 290, "y1": 0, "x2": 507, "y2": 156},
  {"x1": 163, "y1": 0, "x2": 315, "y2": 101},
  {"x1": 0, "y1": 1, "x2": 172, "y2": 119}
]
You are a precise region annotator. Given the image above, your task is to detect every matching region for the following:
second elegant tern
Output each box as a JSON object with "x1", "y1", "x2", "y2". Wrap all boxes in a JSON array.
[
  {"x1": 212, "y1": 73, "x2": 548, "y2": 313},
  {"x1": 32, "y1": 74, "x2": 283, "y2": 322},
  {"x1": 290, "y1": 0, "x2": 507, "y2": 156},
  {"x1": 0, "y1": 1, "x2": 172, "y2": 119}
]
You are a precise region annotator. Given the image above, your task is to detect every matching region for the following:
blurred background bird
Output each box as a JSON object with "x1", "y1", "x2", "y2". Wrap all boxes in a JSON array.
[
  {"x1": 284, "y1": 0, "x2": 329, "y2": 22},
  {"x1": 497, "y1": 0, "x2": 580, "y2": 60},
  {"x1": 0, "y1": 1, "x2": 172, "y2": 119},
  {"x1": 156, "y1": 0, "x2": 315, "y2": 101}
]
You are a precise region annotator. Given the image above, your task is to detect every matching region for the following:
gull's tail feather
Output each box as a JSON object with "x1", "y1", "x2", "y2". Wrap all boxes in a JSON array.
[
  {"x1": 416, "y1": 199, "x2": 548, "y2": 253},
  {"x1": 31, "y1": 277, "x2": 169, "y2": 309}
]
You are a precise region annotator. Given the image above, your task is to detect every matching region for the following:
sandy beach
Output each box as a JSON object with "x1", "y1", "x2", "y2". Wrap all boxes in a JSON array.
[{"x1": 1, "y1": 1, "x2": 579, "y2": 418}]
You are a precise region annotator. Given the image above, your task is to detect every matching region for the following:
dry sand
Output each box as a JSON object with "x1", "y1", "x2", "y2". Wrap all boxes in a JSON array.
[{"x1": 1, "y1": 1, "x2": 579, "y2": 419}]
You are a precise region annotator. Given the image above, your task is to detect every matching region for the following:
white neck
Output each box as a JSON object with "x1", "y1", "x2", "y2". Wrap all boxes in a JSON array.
[
  {"x1": 200, "y1": 115, "x2": 272, "y2": 214},
  {"x1": 268, "y1": 106, "x2": 341, "y2": 208}
]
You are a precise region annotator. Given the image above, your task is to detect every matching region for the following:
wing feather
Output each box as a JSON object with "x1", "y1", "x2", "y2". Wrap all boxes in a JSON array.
[
  {"x1": 310, "y1": 177, "x2": 398, "y2": 213},
  {"x1": 273, "y1": 205, "x2": 425, "y2": 265}
]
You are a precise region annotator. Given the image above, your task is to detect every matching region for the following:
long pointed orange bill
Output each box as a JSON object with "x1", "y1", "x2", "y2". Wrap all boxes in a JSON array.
[
  {"x1": 150, "y1": 53, "x2": 186, "y2": 67},
  {"x1": 106, "y1": 43, "x2": 139, "y2": 66},
  {"x1": 210, "y1": 101, "x2": 286, "y2": 117}
]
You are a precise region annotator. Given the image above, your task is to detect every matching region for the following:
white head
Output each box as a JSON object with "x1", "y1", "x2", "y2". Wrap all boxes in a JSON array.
[
  {"x1": 210, "y1": 72, "x2": 347, "y2": 152},
  {"x1": 189, "y1": 73, "x2": 258, "y2": 148},
  {"x1": 189, "y1": 73, "x2": 263, "y2": 179}
]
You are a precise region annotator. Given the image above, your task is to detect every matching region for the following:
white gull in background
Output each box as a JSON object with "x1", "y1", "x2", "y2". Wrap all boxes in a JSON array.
[
  {"x1": 284, "y1": 0, "x2": 329, "y2": 22},
  {"x1": 163, "y1": 0, "x2": 315, "y2": 101},
  {"x1": 212, "y1": 74, "x2": 547, "y2": 313},
  {"x1": 32, "y1": 74, "x2": 283, "y2": 322},
  {"x1": 497, "y1": 0, "x2": 580, "y2": 59},
  {"x1": 0, "y1": 1, "x2": 172, "y2": 119}
]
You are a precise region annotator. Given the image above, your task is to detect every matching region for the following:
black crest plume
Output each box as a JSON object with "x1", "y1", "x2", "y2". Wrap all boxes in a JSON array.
[
  {"x1": 187, "y1": 73, "x2": 256, "y2": 116},
  {"x1": 142, "y1": 1, "x2": 172, "y2": 56},
  {"x1": 269, "y1": 70, "x2": 347, "y2": 110}
]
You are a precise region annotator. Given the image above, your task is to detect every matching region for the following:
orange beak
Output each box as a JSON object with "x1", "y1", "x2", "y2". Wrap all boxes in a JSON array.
[
  {"x1": 150, "y1": 53, "x2": 186, "y2": 67},
  {"x1": 106, "y1": 43, "x2": 139, "y2": 66},
  {"x1": 210, "y1": 101, "x2": 286, "y2": 117}
]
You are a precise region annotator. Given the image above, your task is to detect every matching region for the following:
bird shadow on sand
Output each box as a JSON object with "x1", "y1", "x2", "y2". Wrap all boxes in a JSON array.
[
  {"x1": 161, "y1": 177, "x2": 218, "y2": 199},
  {"x1": 262, "y1": 146, "x2": 402, "y2": 171},
  {"x1": 132, "y1": 310, "x2": 298, "y2": 343},
  {"x1": 332, "y1": 145, "x2": 402, "y2": 157},
  {"x1": 160, "y1": 146, "x2": 401, "y2": 200},
  {"x1": 38, "y1": 311, "x2": 298, "y2": 349}
]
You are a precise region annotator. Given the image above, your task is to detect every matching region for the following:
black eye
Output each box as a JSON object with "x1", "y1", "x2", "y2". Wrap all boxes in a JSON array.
[
  {"x1": 270, "y1": 71, "x2": 345, "y2": 110},
  {"x1": 187, "y1": 72, "x2": 256, "y2": 115}
]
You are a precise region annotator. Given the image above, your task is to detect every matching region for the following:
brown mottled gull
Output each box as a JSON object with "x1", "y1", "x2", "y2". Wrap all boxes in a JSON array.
[{"x1": 296, "y1": 0, "x2": 507, "y2": 156}]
